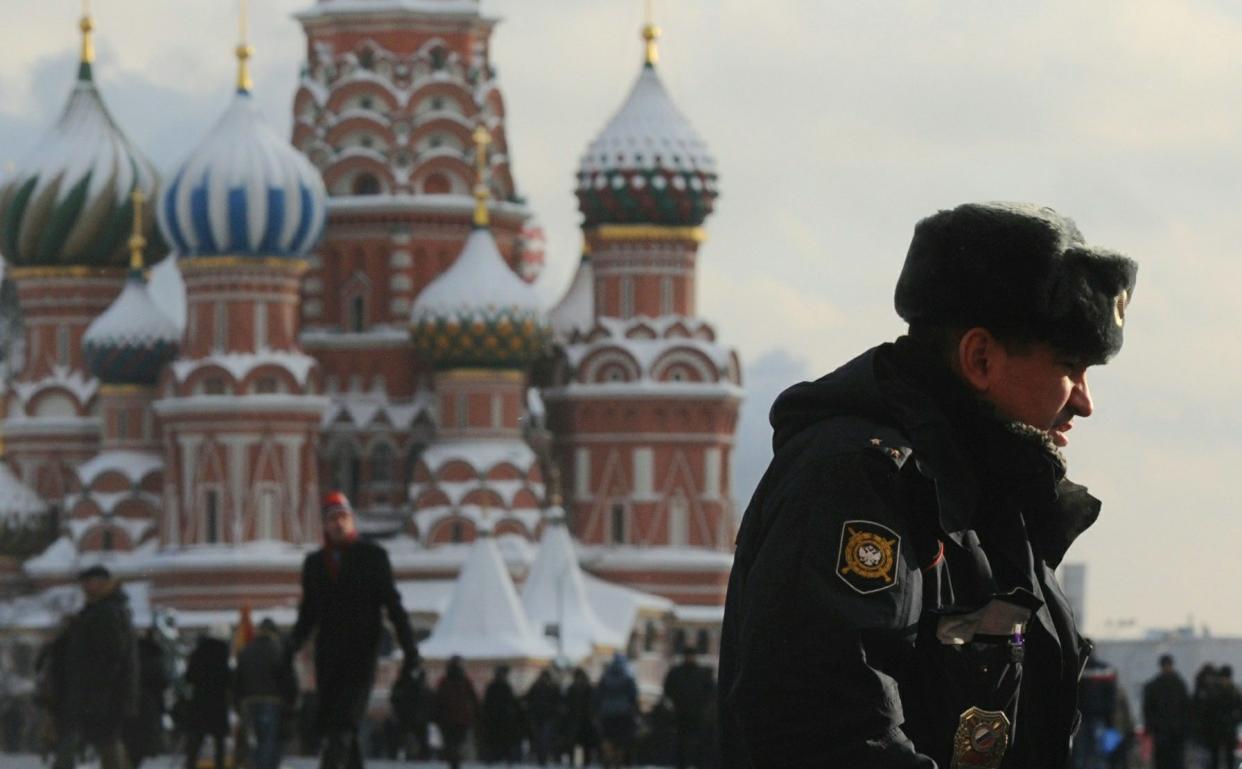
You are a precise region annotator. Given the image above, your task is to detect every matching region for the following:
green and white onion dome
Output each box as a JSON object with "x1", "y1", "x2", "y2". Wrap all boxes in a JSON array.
[
  {"x1": 83, "y1": 270, "x2": 180, "y2": 385},
  {"x1": 0, "y1": 62, "x2": 160, "y2": 268},
  {"x1": 410, "y1": 228, "x2": 550, "y2": 369},
  {"x1": 576, "y1": 62, "x2": 717, "y2": 228},
  {"x1": 157, "y1": 90, "x2": 326, "y2": 259}
]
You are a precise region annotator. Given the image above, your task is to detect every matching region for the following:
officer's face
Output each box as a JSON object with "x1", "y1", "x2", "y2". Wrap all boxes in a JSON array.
[{"x1": 982, "y1": 342, "x2": 1094, "y2": 447}]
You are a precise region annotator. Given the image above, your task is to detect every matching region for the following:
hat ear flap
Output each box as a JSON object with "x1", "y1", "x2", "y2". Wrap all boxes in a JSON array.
[{"x1": 1047, "y1": 248, "x2": 1137, "y2": 362}]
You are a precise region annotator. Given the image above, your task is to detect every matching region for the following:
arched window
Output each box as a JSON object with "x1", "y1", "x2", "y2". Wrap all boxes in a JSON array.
[
  {"x1": 349, "y1": 295, "x2": 366, "y2": 332},
  {"x1": 370, "y1": 443, "x2": 395, "y2": 486},
  {"x1": 352, "y1": 173, "x2": 381, "y2": 195},
  {"x1": 610, "y1": 503, "x2": 626, "y2": 544}
]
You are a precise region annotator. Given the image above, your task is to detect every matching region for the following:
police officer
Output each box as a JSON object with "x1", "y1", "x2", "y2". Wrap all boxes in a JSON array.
[{"x1": 718, "y1": 203, "x2": 1138, "y2": 768}]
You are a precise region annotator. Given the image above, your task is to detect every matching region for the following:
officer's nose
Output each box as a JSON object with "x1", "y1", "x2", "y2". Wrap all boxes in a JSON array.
[{"x1": 1069, "y1": 373, "x2": 1094, "y2": 418}]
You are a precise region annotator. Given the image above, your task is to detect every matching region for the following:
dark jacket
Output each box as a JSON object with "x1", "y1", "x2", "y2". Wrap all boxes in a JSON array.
[
  {"x1": 234, "y1": 632, "x2": 295, "y2": 705},
  {"x1": 184, "y1": 636, "x2": 231, "y2": 735},
  {"x1": 434, "y1": 667, "x2": 479, "y2": 730},
  {"x1": 663, "y1": 659, "x2": 712, "y2": 731},
  {"x1": 481, "y1": 674, "x2": 524, "y2": 751},
  {"x1": 124, "y1": 634, "x2": 169, "y2": 758},
  {"x1": 64, "y1": 585, "x2": 138, "y2": 739},
  {"x1": 290, "y1": 538, "x2": 418, "y2": 732},
  {"x1": 719, "y1": 341, "x2": 1098, "y2": 769},
  {"x1": 1143, "y1": 670, "x2": 1190, "y2": 737}
]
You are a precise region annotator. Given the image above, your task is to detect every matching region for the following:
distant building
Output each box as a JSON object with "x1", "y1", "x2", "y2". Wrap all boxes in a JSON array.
[{"x1": 0, "y1": 0, "x2": 738, "y2": 697}]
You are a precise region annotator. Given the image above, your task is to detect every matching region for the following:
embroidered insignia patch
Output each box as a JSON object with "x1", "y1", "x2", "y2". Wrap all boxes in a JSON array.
[{"x1": 836, "y1": 520, "x2": 900, "y2": 594}]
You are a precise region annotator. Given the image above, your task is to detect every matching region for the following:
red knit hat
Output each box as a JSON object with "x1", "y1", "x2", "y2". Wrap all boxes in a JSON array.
[{"x1": 322, "y1": 491, "x2": 352, "y2": 518}]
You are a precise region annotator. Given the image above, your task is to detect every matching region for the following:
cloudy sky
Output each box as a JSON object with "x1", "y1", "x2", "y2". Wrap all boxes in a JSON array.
[{"x1": 3, "y1": 0, "x2": 1240, "y2": 637}]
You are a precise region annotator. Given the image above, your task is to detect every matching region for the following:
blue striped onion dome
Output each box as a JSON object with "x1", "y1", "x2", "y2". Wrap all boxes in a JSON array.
[
  {"x1": 0, "y1": 62, "x2": 161, "y2": 268},
  {"x1": 576, "y1": 63, "x2": 717, "y2": 228},
  {"x1": 410, "y1": 228, "x2": 551, "y2": 369},
  {"x1": 158, "y1": 91, "x2": 326, "y2": 259},
  {"x1": 83, "y1": 269, "x2": 180, "y2": 385}
]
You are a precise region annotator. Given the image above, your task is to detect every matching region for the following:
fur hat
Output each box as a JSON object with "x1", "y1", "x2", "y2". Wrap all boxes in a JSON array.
[{"x1": 895, "y1": 202, "x2": 1138, "y2": 363}]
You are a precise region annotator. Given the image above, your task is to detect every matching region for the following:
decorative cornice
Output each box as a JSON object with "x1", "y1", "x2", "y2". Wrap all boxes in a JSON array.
[
  {"x1": 589, "y1": 225, "x2": 707, "y2": 244},
  {"x1": 433, "y1": 368, "x2": 524, "y2": 383},
  {"x1": 9, "y1": 266, "x2": 127, "y2": 280},
  {"x1": 179, "y1": 256, "x2": 309, "y2": 275}
]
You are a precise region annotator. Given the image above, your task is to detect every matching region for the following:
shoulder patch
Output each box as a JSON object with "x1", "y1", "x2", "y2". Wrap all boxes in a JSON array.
[{"x1": 836, "y1": 519, "x2": 901, "y2": 594}]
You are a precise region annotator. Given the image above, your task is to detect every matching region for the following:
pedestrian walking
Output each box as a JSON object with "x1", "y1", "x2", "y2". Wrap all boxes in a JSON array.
[
  {"x1": 1205, "y1": 665, "x2": 1242, "y2": 769},
  {"x1": 594, "y1": 654, "x2": 638, "y2": 769},
  {"x1": 480, "y1": 665, "x2": 523, "y2": 764},
  {"x1": 662, "y1": 650, "x2": 712, "y2": 769},
  {"x1": 434, "y1": 656, "x2": 479, "y2": 769},
  {"x1": 287, "y1": 491, "x2": 420, "y2": 769},
  {"x1": 234, "y1": 619, "x2": 296, "y2": 769},
  {"x1": 562, "y1": 668, "x2": 597, "y2": 768},
  {"x1": 390, "y1": 658, "x2": 432, "y2": 759},
  {"x1": 124, "y1": 628, "x2": 169, "y2": 769},
  {"x1": 523, "y1": 669, "x2": 562, "y2": 766},
  {"x1": 53, "y1": 565, "x2": 138, "y2": 769},
  {"x1": 719, "y1": 202, "x2": 1138, "y2": 767},
  {"x1": 182, "y1": 631, "x2": 231, "y2": 769},
  {"x1": 1144, "y1": 654, "x2": 1191, "y2": 769}
]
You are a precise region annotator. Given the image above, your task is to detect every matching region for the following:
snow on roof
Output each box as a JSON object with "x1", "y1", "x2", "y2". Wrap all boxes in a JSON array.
[
  {"x1": 171, "y1": 351, "x2": 317, "y2": 387},
  {"x1": 418, "y1": 438, "x2": 538, "y2": 475},
  {"x1": 326, "y1": 194, "x2": 529, "y2": 221},
  {"x1": 411, "y1": 228, "x2": 544, "y2": 322},
  {"x1": 66, "y1": 513, "x2": 153, "y2": 546},
  {"x1": 147, "y1": 255, "x2": 187, "y2": 333},
  {"x1": 8, "y1": 366, "x2": 98, "y2": 415},
  {"x1": 0, "y1": 459, "x2": 47, "y2": 524},
  {"x1": 21, "y1": 536, "x2": 78, "y2": 578},
  {"x1": 579, "y1": 65, "x2": 715, "y2": 177},
  {"x1": 522, "y1": 515, "x2": 625, "y2": 661},
  {"x1": 577, "y1": 544, "x2": 734, "y2": 573},
  {"x1": 321, "y1": 389, "x2": 434, "y2": 430},
  {"x1": 83, "y1": 276, "x2": 179, "y2": 353},
  {"x1": 159, "y1": 91, "x2": 326, "y2": 260},
  {"x1": 549, "y1": 254, "x2": 593, "y2": 340},
  {"x1": 413, "y1": 505, "x2": 542, "y2": 543},
  {"x1": 141, "y1": 541, "x2": 313, "y2": 571},
  {"x1": 673, "y1": 604, "x2": 725, "y2": 624},
  {"x1": 581, "y1": 572, "x2": 673, "y2": 641},
  {"x1": 385, "y1": 532, "x2": 535, "y2": 574},
  {"x1": 0, "y1": 583, "x2": 82, "y2": 629},
  {"x1": 301, "y1": 324, "x2": 410, "y2": 349},
  {"x1": 395, "y1": 579, "x2": 456, "y2": 616},
  {"x1": 75, "y1": 450, "x2": 162, "y2": 488},
  {"x1": 296, "y1": 0, "x2": 482, "y2": 22},
  {"x1": 419, "y1": 531, "x2": 554, "y2": 661}
]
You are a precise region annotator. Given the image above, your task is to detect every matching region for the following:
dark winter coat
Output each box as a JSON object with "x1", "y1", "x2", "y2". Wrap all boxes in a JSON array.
[
  {"x1": 719, "y1": 340, "x2": 1098, "y2": 769},
  {"x1": 481, "y1": 675, "x2": 524, "y2": 752},
  {"x1": 433, "y1": 669, "x2": 479, "y2": 729},
  {"x1": 184, "y1": 636, "x2": 231, "y2": 735},
  {"x1": 595, "y1": 658, "x2": 639, "y2": 745},
  {"x1": 524, "y1": 673, "x2": 562, "y2": 725},
  {"x1": 63, "y1": 585, "x2": 138, "y2": 740},
  {"x1": 290, "y1": 538, "x2": 418, "y2": 733},
  {"x1": 1143, "y1": 671, "x2": 1190, "y2": 737},
  {"x1": 662, "y1": 659, "x2": 712, "y2": 732},
  {"x1": 124, "y1": 635, "x2": 168, "y2": 758},
  {"x1": 234, "y1": 632, "x2": 295, "y2": 705},
  {"x1": 562, "y1": 677, "x2": 598, "y2": 748}
]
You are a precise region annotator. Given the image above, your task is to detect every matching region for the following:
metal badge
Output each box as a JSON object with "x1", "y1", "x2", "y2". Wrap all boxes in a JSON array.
[{"x1": 951, "y1": 706, "x2": 1011, "y2": 769}]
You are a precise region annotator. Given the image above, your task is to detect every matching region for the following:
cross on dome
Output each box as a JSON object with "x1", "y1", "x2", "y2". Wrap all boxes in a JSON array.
[
  {"x1": 472, "y1": 123, "x2": 492, "y2": 228},
  {"x1": 128, "y1": 189, "x2": 146, "y2": 273},
  {"x1": 236, "y1": 0, "x2": 255, "y2": 93},
  {"x1": 643, "y1": 0, "x2": 661, "y2": 67}
]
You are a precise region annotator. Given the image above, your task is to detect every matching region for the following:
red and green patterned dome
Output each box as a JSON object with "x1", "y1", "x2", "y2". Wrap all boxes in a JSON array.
[
  {"x1": 0, "y1": 23, "x2": 161, "y2": 269},
  {"x1": 575, "y1": 48, "x2": 718, "y2": 228}
]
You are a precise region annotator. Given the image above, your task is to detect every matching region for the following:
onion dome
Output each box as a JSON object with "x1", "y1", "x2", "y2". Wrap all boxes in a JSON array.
[
  {"x1": 575, "y1": 19, "x2": 717, "y2": 228},
  {"x1": 0, "y1": 460, "x2": 50, "y2": 559},
  {"x1": 84, "y1": 191, "x2": 180, "y2": 385},
  {"x1": 411, "y1": 127, "x2": 550, "y2": 369},
  {"x1": 0, "y1": 12, "x2": 161, "y2": 269},
  {"x1": 157, "y1": 32, "x2": 326, "y2": 260}
]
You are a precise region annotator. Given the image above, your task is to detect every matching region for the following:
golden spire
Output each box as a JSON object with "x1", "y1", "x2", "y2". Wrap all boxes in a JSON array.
[
  {"x1": 79, "y1": 0, "x2": 95, "y2": 76},
  {"x1": 236, "y1": 0, "x2": 254, "y2": 93},
  {"x1": 472, "y1": 123, "x2": 492, "y2": 228},
  {"x1": 642, "y1": 0, "x2": 661, "y2": 67},
  {"x1": 128, "y1": 189, "x2": 147, "y2": 272}
]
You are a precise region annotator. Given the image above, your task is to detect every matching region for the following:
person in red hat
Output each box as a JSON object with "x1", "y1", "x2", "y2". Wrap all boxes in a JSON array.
[{"x1": 288, "y1": 491, "x2": 419, "y2": 769}]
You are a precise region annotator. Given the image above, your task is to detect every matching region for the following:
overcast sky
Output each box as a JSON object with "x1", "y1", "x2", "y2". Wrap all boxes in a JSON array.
[{"x1": 2, "y1": 0, "x2": 1240, "y2": 637}]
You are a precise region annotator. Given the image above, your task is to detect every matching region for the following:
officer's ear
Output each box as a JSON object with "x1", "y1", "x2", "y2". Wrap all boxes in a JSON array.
[{"x1": 957, "y1": 326, "x2": 1002, "y2": 394}]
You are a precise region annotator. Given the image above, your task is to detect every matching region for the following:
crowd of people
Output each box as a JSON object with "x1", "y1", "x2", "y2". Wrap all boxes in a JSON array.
[
  {"x1": 1142, "y1": 655, "x2": 1242, "y2": 769},
  {"x1": 4, "y1": 560, "x2": 723, "y2": 769}
]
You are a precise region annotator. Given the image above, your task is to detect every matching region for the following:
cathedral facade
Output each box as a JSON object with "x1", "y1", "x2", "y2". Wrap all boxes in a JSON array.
[{"x1": 0, "y1": 0, "x2": 741, "y2": 671}]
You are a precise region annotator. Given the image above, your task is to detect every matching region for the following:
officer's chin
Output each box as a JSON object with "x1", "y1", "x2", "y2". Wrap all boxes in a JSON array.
[{"x1": 1049, "y1": 424, "x2": 1071, "y2": 447}]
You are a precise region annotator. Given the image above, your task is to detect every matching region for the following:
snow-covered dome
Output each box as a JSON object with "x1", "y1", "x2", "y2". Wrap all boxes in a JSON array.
[
  {"x1": 0, "y1": 460, "x2": 50, "y2": 558},
  {"x1": 410, "y1": 227, "x2": 550, "y2": 369},
  {"x1": 576, "y1": 47, "x2": 718, "y2": 228},
  {"x1": 83, "y1": 271, "x2": 180, "y2": 385},
  {"x1": 0, "y1": 34, "x2": 161, "y2": 269},
  {"x1": 158, "y1": 89, "x2": 326, "y2": 260}
]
